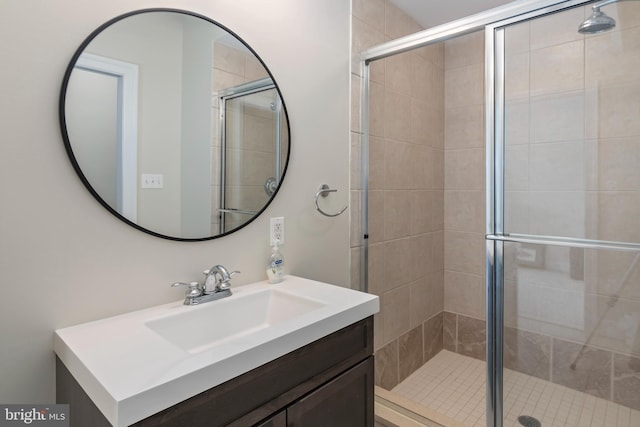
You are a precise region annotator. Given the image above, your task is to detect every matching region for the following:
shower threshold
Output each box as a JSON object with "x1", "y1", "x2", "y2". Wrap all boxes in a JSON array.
[{"x1": 375, "y1": 386, "x2": 465, "y2": 427}]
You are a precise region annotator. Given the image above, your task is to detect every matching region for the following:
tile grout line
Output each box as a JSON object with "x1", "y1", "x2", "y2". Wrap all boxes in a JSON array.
[{"x1": 610, "y1": 351, "x2": 614, "y2": 403}]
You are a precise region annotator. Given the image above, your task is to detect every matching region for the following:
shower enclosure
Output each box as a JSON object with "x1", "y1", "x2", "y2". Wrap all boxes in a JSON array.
[
  {"x1": 215, "y1": 77, "x2": 285, "y2": 234},
  {"x1": 353, "y1": 0, "x2": 640, "y2": 425}
]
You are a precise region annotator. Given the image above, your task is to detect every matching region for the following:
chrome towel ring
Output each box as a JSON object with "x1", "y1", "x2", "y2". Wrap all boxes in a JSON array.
[{"x1": 314, "y1": 184, "x2": 348, "y2": 217}]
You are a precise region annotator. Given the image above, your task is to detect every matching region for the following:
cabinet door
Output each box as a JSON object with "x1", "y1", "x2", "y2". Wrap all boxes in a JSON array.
[
  {"x1": 255, "y1": 410, "x2": 286, "y2": 427},
  {"x1": 287, "y1": 356, "x2": 374, "y2": 427}
]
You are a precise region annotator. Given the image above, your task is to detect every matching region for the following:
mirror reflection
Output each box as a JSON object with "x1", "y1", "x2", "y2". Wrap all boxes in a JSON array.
[{"x1": 61, "y1": 10, "x2": 289, "y2": 240}]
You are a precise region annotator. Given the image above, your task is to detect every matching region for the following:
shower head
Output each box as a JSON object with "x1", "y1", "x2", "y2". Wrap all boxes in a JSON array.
[{"x1": 578, "y1": 6, "x2": 616, "y2": 34}]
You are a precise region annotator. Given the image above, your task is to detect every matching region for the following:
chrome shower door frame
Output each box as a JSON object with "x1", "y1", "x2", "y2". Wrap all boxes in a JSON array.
[
  {"x1": 359, "y1": 1, "x2": 596, "y2": 426},
  {"x1": 216, "y1": 77, "x2": 279, "y2": 234}
]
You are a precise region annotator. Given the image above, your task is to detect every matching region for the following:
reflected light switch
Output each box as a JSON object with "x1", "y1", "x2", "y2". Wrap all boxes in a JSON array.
[{"x1": 141, "y1": 174, "x2": 163, "y2": 189}]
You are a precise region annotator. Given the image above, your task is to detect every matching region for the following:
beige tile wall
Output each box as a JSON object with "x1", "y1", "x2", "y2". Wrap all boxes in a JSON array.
[
  {"x1": 350, "y1": 0, "x2": 445, "y2": 389},
  {"x1": 443, "y1": 31, "x2": 486, "y2": 324},
  {"x1": 351, "y1": 1, "x2": 491, "y2": 391}
]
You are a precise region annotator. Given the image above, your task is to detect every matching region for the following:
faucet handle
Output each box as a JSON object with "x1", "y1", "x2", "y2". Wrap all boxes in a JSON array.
[
  {"x1": 171, "y1": 281, "x2": 202, "y2": 298},
  {"x1": 217, "y1": 270, "x2": 240, "y2": 291}
]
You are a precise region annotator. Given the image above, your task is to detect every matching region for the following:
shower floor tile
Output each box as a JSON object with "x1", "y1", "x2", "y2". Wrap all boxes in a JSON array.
[{"x1": 392, "y1": 350, "x2": 640, "y2": 427}]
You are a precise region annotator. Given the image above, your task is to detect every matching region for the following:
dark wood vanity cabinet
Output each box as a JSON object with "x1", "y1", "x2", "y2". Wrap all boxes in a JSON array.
[
  {"x1": 255, "y1": 411, "x2": 286, "y2": 427},
  {"x1": 57, "y1": 316, "x2": 374, "y2": 427}
]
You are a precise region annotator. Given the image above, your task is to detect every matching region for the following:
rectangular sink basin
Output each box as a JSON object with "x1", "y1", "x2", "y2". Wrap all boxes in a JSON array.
[
  {"x1": 54, "y1": 276, "x2": 379, "y2": 427},
  {"x1": 145, "y1": 289, "x2": 325, "y2": 354}
]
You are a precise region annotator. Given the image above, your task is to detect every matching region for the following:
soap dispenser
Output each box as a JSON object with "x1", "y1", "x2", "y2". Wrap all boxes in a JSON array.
[{"x1": 267, "y1": 242, "x2": 285, "y2": 283}]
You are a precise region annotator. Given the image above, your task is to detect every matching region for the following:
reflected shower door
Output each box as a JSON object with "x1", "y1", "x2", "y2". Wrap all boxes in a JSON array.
[{"x1": 218, "y1": 83, "x2": 286, "y2": 234}]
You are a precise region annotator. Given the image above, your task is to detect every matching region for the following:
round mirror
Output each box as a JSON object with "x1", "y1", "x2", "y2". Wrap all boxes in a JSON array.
[{"x1": 60, "y1": 9, "x2": 290, "y2": 241}]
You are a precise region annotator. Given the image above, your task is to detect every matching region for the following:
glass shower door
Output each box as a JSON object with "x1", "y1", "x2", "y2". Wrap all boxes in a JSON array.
[
  {"x1": 491, "y1": 1, "x2": 640, "y2": 425},
  {"x1": 217, "y1": 80, "x2": 286, "y2": 234}
]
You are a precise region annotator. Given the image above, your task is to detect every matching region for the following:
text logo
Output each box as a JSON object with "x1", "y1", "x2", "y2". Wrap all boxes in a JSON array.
[{"x1": 0, "y1": 405, "x2": 69, "y2": 427}]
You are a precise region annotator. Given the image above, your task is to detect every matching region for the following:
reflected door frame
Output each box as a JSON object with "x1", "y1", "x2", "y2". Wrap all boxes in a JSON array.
[{"x1": 75, "y1": 53, "x2": 138, "y2": 222}]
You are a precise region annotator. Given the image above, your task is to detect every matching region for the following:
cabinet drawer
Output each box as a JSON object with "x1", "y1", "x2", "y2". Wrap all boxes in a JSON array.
[{"x1": 288, "y1": 356, "x2": 374, "y2": 427}]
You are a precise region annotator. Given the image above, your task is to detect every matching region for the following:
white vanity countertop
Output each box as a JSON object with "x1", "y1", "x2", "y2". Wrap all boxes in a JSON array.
[{"x1": 54, "y1": 276, "x2": 379, "y2": 427}]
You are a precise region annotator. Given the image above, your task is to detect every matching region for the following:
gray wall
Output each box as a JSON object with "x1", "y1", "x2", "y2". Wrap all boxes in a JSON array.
[{"x1": 0, "y1": 0, "x2": 351, "y2": 403}]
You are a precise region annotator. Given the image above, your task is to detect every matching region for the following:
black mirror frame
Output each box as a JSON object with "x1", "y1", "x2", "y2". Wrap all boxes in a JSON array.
[{"x1": 59, "y1": 8, "x2": 290, "y2": 242}]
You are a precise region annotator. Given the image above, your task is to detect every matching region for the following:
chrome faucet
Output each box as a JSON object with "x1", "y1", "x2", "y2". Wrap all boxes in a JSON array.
[
  {"x1": 203, "y1": 265, "x2": 238, "y2": 294},
  {"x1": 172, "y1": 265, "x2": 240, "y2": 305}
]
